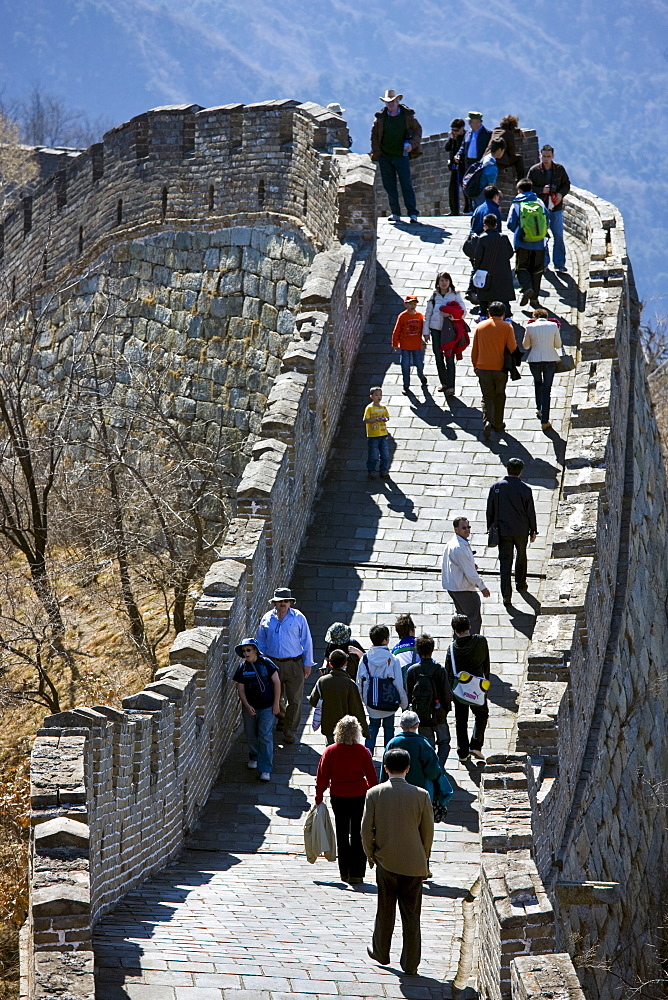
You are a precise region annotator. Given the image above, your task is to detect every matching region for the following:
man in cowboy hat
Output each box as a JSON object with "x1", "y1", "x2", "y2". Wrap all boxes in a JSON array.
[
  {"x1": 370, "y1": 89, "x2": 422, "y2": 223},
  {"x1": 256, "y1": 588, "x2": 315, "y2": 744}
]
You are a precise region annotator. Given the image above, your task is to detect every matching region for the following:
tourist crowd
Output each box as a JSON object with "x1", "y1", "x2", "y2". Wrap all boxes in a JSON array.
[{"x1": 229, "y1": 90, "x2": 572, "y2": 979}]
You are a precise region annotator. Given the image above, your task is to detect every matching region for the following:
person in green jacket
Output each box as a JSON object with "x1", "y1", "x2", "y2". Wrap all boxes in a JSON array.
[
  {"x1": 384, "y1": 711, "x2": 452, "y2": 805},
  {"x1": 310, "y1": 650, "x2": 369, "y2": 745}
]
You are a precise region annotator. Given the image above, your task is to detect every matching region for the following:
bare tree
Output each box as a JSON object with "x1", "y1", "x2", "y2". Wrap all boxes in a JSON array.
[
  {"x1": 0, "y1": 112, "x2": 38, "y2": 211},
  {"x1": 17, "y1": 85, "x2": 108, "y2": 149}
]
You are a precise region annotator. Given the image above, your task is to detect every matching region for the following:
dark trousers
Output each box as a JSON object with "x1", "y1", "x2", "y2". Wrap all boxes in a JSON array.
[
  {"x1": 372, "y1": 864, "x2": 423, "y2": 973},
  {"x1": 330, "y1": 794, "x2": 366, "y2": 882},
  {"x1": 448, "y1": 590, "x2": 482, "y2": 636},
  {"x1": 478, "y1": 300, "x2": 511, "y2": 321},
  {"x1": 430, "y1": 330, "x2": 456, "y2": 391},
  {"x1": 477, "y1": 369, "x2": 508, "y2": 430},
  {"x1": 515, "y1": 247, "x2": 545, "y2": 297},
  {"x1": 454, "y1": 698, "x2": 489, "y2": 758},
  {"x1": 448, "y1": 169, "x2": 460, "y2": 215},
  {"x1": 529, "y1": 361, "x2": 557, "y2": 422},
  {"x1": 498, "y1": 534, "x2": 529, "y2": 601},
  {"x1": 378, "y1": 155, "x2": 418, "y2": 218}
]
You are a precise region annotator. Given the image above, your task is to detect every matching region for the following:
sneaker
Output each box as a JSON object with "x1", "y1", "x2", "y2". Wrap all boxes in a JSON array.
[
  {"x1": 379, "y1": 472, "x2": 390, "y2": 479},
  {"x1": 445, "y1": 388, "x2": 455, "y2": 397},
  {"x1": 469, "y1": 750, "x2": 486, "y2": 763},
  {"x1": 483, "y1": 422, "x2": 491, "y2": 440},
  {"x1": 402, "y1": 387, "x2": 410, "y2": 394},
  {"x1": 388, "y1": 213, "x2": 400, "y2": 222},
  {"x1": 367, "y1": 471, "x2": 377, "y2": 480},
  {"x1": 259, "y1": 772, "x2": 271, "y2": 781},
  {"x1": 541, "y1": 421, "x2": 552, "y2": 431},
  {"x1": 520, "y1": 292, "x2": 531, "y2": 307},
  {"x1": 556, "y1": 265, "x2": 568, "y2": 273},
  {"x1": 458, "y1": 753, "x2": 470, "y2": 762},
  {"x1": 529, "y1": 296, "x2": 540, "y2": 309},
  {"x1": 437, "y1": 385, "x2": 447, "y2": 392},
  {"x1": 409, "y1": 215, "x2": 418, "y2": 223},
  {"x1": 247, "y1": 760, "x2": 258, "y2": 770},
  {"x1": 348, "y1": 876, "x2": 364, "y2": 885},
  {"x1": 536, "y1": 409, "x2": 541, "y2": 419}
]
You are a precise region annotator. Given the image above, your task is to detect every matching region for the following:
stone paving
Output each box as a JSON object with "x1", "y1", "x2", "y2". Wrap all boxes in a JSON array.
[{"x1": 94, "y1": 217, "x2": 582, "y2": 999}]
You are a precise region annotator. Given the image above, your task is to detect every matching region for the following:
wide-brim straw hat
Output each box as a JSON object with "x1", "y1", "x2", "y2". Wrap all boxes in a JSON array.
[{"x1": 380, "y1": 89, "x2": 403, "y2": 103}]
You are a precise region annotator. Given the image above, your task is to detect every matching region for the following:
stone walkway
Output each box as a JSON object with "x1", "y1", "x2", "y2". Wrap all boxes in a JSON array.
[{"x1": 94, "y1": 217, "x2": 582, "y2": 999}]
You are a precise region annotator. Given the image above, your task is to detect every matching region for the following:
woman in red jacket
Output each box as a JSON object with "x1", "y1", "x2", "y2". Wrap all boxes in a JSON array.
[{"x1": 315, "y1": 715, "x2": 377, "y2": 885}]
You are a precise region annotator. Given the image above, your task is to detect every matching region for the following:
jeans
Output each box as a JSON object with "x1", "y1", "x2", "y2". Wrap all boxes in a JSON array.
[
  {"x1": 454, "y1": 698, "x2": 489, "y2": 758},
  {"x1": 545, "y1": 209, "x2": 566, "y2": 269},
  {"x1": 498, "y1": 534, "x2": 529, "y2": 601},
  {"x1": 515, "y1": 247, "x2": 545, "y2": 298},
  {"x1": 372, "y1": 864, "x2": 423, "y2": 973},
  {"x1": 418, "y1": 723, "x2": 451, "y2": 762},
  {"x1": 477, "y1": 369, "x2": 508, "y2": 430},
  {"x1": 400, "y1": 349, "x2": 425, "y2": 387},
  {"x1": 365, "y1": 714, "x2": 395, "y2": 754},
  {"x1": 378, "y1": 155, "x2": 418, "y2": 217},
  {"x1": 367, "y1": 435, "x2": 390, "y2": 474},
  {"x1": 430, "y1": 330, "x2": 456, "y2": 391},
  {"x1": 529, "y1": 361, "x2": 557, "y2": 422},
  {"x1": 330, "y1": 794, "x2": 367, "y2": 881},
  {"x1": 242, "y1": 705, "x2": 276, "y2": 773}
]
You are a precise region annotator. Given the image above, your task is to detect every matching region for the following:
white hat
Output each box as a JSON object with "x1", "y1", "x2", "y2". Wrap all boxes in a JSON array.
[
  {"x1": 326, "y1": 102, "x2": 345, "y2": 116},
  {"x1": 380, "y1": 89, "x2": 403, "y2": 103}
]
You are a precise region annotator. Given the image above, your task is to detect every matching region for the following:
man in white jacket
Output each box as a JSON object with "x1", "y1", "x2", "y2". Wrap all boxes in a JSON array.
[
  {"x1": 441, "y1": 517, "x2": 490, "y2": 635},
  {"x1": 357, "y1": 625, "x2": 408, "y2": 755}
]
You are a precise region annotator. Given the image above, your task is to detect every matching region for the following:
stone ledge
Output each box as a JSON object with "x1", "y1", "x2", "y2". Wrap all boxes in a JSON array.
[{"x1": 511, "y1": 953, "x2": 585, "y2": 1000}]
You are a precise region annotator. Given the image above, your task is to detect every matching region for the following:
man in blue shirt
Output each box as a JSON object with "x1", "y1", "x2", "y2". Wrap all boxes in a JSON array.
[
  {"x1": 455, "y1": 112, "x2": 491, "y2": 211},
  {"x1": 507, "y1": 178, "x2": 549, "y2": 309},
  {"x1": 256, "y1": 588, "x2": 315, "y2": 744}
]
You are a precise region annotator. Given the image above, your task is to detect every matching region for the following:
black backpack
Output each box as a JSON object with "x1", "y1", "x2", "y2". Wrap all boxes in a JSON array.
[
  {"x1": 462, "y1": 159, "x2": 486, "y2": 199},
  {"x1": 409, "y1": 666, "x2": 437, "y2": 726}
]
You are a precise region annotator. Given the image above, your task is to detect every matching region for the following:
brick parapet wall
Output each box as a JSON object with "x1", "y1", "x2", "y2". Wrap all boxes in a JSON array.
[
  {"x1": 477, "y1": 187, "x2": 668, "y2": 999},
  {"x1": 3, "y1": 100, "x2": 353, "y2": 300},
  {"x1": 21, "y1": 119, "x2": 376, "y2": 1000}
]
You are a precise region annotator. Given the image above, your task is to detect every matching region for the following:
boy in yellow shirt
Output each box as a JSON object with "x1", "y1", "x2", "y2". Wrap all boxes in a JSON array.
[{"x1": 363, "y1": 386, "x2": 390, "y2": 480}]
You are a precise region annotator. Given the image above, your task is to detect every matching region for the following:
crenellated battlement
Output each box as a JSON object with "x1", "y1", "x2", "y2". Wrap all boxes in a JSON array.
[{"x1": 1, "y1": 100, "x2": 355, "y2": 301}]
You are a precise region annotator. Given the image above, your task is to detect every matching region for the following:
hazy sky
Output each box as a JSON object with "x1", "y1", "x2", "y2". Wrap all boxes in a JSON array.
[{"x1": 2, "y1": 0, "x2": 667, "y2": 316}]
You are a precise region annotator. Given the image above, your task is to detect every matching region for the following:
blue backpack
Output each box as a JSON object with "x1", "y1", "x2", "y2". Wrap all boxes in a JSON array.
[
  {"x1": 461, "y1": 160, "x2": 486, "y2": 199},
  {"x1": 362, "y1": 654, "x2": 401, "y2": 712}
]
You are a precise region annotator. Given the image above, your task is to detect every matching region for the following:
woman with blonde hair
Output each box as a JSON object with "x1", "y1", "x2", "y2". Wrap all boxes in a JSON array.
[{"x1": 314, "y1": 715, "x2": 377, "y2": 885}]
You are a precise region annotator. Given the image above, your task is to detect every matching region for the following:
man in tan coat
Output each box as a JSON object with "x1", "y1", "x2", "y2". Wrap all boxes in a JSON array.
[{"x1": 361, "y1": 747, "x2": 434, "y2": 975}]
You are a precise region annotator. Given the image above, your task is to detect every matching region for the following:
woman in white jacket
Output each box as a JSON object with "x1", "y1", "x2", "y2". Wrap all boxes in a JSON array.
[
  {"x1": 422, "y1": 272, "x2": 467, "y2": 396},
  {"x1": 357, "y1": 625, "x2": 408, "y2": 755},
  {"x1": 522, "y1": 307, "x2": 562, "y2": 430}
]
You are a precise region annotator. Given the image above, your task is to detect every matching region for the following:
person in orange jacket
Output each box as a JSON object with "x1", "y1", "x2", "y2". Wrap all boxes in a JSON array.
[{"x1": 392, "y1": 295, "x2": 427, "y2": 394}]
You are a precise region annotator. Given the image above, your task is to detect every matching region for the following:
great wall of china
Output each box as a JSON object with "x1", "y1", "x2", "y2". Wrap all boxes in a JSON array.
[{"x1": 1, "y1": 102, "x2": 665, "y2": 1000}]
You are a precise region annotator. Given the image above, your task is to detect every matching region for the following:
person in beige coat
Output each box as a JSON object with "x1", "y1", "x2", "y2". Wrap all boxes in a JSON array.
[
  {"x1": 522, "y1": 307, "x2": 562, "y2": 430},
  {"x1": 361, "y1": 747, "x2": 434, "y2": 976}
]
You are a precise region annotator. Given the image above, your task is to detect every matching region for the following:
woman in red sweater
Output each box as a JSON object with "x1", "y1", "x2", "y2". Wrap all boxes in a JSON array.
[{"x1": 315, "y1": 715, "x2": 378, "y2": 885}]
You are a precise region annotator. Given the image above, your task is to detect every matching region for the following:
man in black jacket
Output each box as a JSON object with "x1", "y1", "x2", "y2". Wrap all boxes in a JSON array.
[
  {"x1": 527, "y1": 145, "x2": 571, "y2": 272},
  {"x1": 486, "y1": 458, "x2": 538, "y2": 606},
  {"x1": 444, "y1": 615, "x2": 490, "y2": 763},
  {"x1": 444, "y1": 118, "x2": 466, "y2": 215}
]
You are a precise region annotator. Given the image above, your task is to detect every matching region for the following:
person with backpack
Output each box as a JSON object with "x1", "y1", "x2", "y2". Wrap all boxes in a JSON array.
[
  {"x1": 444, "y1": 615, "x2": 491, "y2": 764},
  {"x1": 357, "y1": 624, "x2": 408, "y2": 755},
  {"x1": 233, "y1": 637, "x2": 281, "y2": 781},
  {"x1": 465, "y1": 139, "x2": 506, "y2": 210},
  {"x1": 406, "y1": 634, "x2": 452, "y2": 756},
  {"x1": 507, "y1": 178, "x2": 550, "y2": 309},
  {"x1": 422, "y1": 272, "x2": 467, "y2": 396}
]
